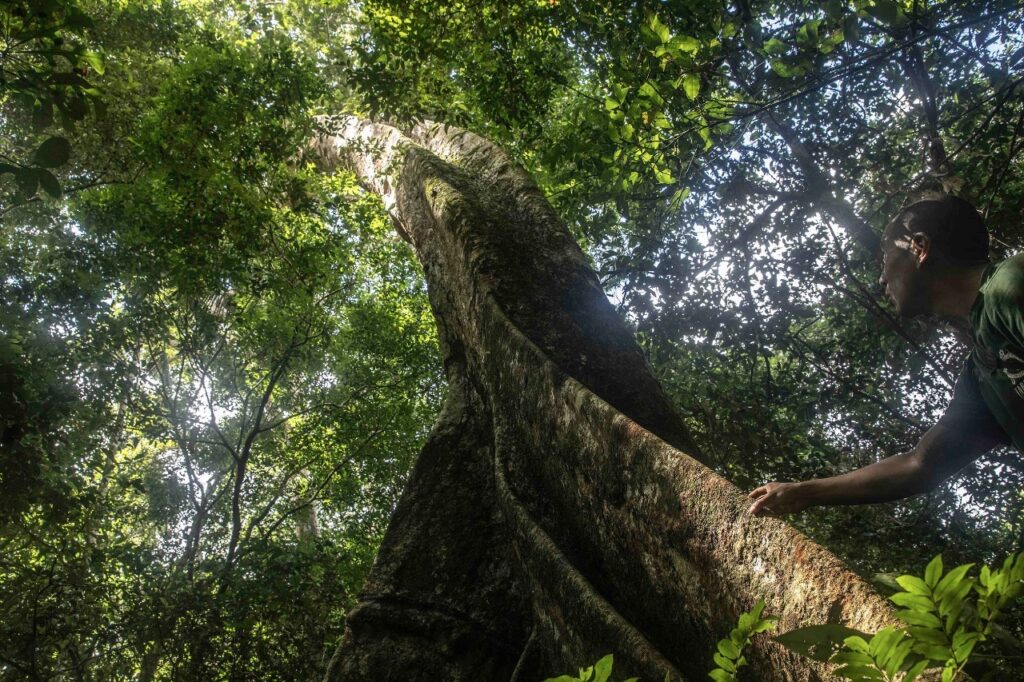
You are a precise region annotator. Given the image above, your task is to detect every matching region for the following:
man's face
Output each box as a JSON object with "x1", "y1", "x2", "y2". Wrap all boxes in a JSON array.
[{"x1": 878, "y1": 229, "x2": 930, "y2": 318}]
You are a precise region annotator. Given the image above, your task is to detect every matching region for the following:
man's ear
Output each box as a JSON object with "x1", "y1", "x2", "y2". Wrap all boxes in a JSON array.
[{"x1": 910, "y1": 232, "x2": 931, "y2": 266}]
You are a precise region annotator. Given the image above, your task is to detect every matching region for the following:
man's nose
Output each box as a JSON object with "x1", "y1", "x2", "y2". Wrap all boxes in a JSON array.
[{"x1": 878, "y1": 273, "x2": 886, "y2": 287}]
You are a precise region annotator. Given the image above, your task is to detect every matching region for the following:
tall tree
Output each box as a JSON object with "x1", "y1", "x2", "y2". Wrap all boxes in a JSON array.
[{"x1": 312, "y1": 117, "x2": 896, "y2": 680}]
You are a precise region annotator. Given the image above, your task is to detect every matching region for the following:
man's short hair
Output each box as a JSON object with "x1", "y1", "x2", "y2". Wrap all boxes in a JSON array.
[{"x1": 888, "y1": 195, "x2": 989, "y2": 265}]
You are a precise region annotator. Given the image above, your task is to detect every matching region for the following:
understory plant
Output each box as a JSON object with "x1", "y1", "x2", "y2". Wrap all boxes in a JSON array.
[
  {"x1": 545, "y1": 553, "x2": 1024, "y2": 681},
  {"x1": 776, "y1": 552, "x2": 1024, "y2": 681},
  {"x1": 541, "y1": 600, "x2": 776, "y2": 682},
  {"x1": 543, "y1": 654, "x2": 635, "y2": 682}
]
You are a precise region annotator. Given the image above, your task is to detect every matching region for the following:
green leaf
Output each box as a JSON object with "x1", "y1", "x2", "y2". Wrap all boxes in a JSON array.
[
  {"x1": 890, "y1": 593, "x2": 934, "y2": 611},
  {"x1": 762, "y1": 38, "x2": 787, "y2": 55},
  {"x1": 844, "y1": 635, "x2": 870, "y2": 653},
  {"x1": 951, "y1": 630, "x2": 982, "y2": 662},
  {"x1": 82, "y1": 51, "x2": 106, "y2": 75},
  {"x1": 939, "y1": 583, "x2": 972, "y2": 619},
  {"x1": 867, "y1": 627, "x2": 901, "y2": 658},
  {"x1": 831, "y1": 651, "x2": 873, "y2": 666},
  {"x1": 934, "y1": 564, "x2": 974, "y2": 601},
  {"x1": 925, "y1": 556, "x2": 944, "y2": 588},
  {"x1": 907, "y1": 627, "x2": 948, "y2": 645},
  {"x1": 880, "y1": 639, "x2": 913, "y2": 677},
  {"x1": 605, "y1": 97, "x2": 620, "y2": 111},
  {"x1": 769, "y1": 60, "x2": 805, "y2": 78},
  {"x1": 895, "y1": 575, "x2": 931, "y2": 596},
  {"x1": 774, "y1": 624, "x2": 868, "y2": 663},
  {"x1": 698, "y1": 125, "x2": 712, "y2": 149},
  {"x1": 637, "y1": 81, "x2": 664, "y2": 105},
  {"x1": 1011, "y1": 553, "x2": 1024, "y2": 581},
  {"x1": 750, "y1": 619, "x2": 777, "y2": 635},
  {"x1": 903, "y1": 659, "x2": 929, "y2": 682},
  {"x1": 717, "y1": 638, "x2": 740, "y2": 659},
  {"x1": 865, "y1": 0, "x2": 905, "y2": 25},
  {"x1": 592, "y1": 654, "x2": 613, "y2": 682},
  {"x1": 819, "y1": 28, "x2": 845, "y2": 53},
  {"x1": 796, "y1": 20, "x2": 821, "y2": 47},
  {"x1": 33, "y1": 137, "x2": 71, "y2": 168},
  {"x1": 895, "y1": 609, "x2": 942, "y2": 628},
  {"x1": 15, "y1": 168, "x2": 39, "y2": 197},
  {"x1": 654, "y1": 166, "x2": 674, "y2": 185},
  {"x1": 37, "y1": 169, "x2": 62, "y2": 198},
  {"x1": 670, "y1": 187, "x2": 690, "y2": 210},
  {"x1": 671, "y1": 35, "x2": 700, "y2": 55},
  {"x1": 682, "y1": 74, "x2": 700, "y2": 100},
  {"x1": 707, "y1": 670, "x2": 733, "y2": 682},
  {"x1": 913, "y1": 642, "x2": 952, "y2": 662},
  {"x1": 712, "y1": 652, "x2": 736, "y2": 672},
  {"x1": 649, "y1": 15, "x2": 671, "y2": 44}
]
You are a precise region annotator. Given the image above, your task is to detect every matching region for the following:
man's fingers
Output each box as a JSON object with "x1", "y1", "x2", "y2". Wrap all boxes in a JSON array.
[
  {"x1": 747, "y1": 485, "x2": 768, "y2": 500},
  {"x1": 747, "y1": 494, "x2": 773, "y2": 515}
]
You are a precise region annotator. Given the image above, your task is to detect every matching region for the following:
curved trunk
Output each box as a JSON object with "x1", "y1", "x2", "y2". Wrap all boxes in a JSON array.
[{"x1": 312, "y1": 117, "x2": 895, "y2": 681}]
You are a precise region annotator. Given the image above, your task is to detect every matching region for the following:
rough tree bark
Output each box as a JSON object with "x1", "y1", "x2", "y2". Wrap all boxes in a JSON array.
[{"x1": 311, "y1": 117, "x2": 896, "y2": 681}]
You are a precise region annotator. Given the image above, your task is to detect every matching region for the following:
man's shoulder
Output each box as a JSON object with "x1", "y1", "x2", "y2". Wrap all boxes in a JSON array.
[{"x1": 982, "y1": 253, "x2": 1024, "y2": 303}]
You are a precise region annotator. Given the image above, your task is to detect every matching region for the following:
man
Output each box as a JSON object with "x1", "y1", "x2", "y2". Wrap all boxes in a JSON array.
[{"x1": 748, "y1": 195, "x2": 1024, "y2": 516}]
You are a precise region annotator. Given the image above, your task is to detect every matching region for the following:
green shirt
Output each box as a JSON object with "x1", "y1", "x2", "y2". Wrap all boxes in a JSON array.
[{"x1": 969, "y1": 254, "x2": 1024, "y2": 451}]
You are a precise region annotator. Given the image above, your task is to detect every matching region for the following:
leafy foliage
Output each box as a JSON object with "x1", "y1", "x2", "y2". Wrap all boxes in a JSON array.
[
  {"x1": 544, "y1": 654, "x2": 637, "y2": 682},
  {"x1": 544, "y1": 601, "x2": 776, "y2": 682},
  {"x1": 0, "y1": 0, "x2": 104, "y2": 204},
  {"x1": 1, "y1": 2, "x2": 441, "y2": 679},
  {"x1": 2, "y1": 0, "x2": 1024, "y2": 679},
  {"x1": 777, "y1": 553, "x2": 1024, "y2": 681},
  {"x1": 708, "y1": 599, "x2": 778, "y2": 681}
]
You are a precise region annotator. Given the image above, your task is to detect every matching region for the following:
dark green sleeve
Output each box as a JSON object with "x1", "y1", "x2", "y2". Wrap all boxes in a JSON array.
[
  {"x1": 988, "y1": 255, "x2": 1024, "y2": 349},
  {"x1": 938, "y1": 362, "x2": 1012, "y2": 447}
]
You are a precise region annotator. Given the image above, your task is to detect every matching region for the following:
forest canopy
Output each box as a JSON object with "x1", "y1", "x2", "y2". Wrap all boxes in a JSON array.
[{"x1": 1, "y1": 0, "x2": 1022, "y2": 679}]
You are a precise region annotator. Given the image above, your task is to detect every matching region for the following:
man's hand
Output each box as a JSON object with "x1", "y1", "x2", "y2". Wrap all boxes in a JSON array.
[
  {"x1": 745, "y1": 421, "x2": 999, "y2": 516},
  {"x1": 747, "y1": 482, "x2": 811, "y2": 516}
]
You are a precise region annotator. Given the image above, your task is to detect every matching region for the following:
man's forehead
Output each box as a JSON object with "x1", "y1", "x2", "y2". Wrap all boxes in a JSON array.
[{"x1": 884, "y1": 213, "x2": 914, "y2": 239}]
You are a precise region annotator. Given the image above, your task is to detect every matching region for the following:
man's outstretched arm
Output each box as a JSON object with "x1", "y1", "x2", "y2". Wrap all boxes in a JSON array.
[{"x1": 747, "y1": 421, "x2": 1003, "y2": 516}]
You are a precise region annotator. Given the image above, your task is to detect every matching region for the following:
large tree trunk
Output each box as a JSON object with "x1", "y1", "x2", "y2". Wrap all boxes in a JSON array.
[{"x1": 312, "y1": 118, "x2": 894, "y2": 681}]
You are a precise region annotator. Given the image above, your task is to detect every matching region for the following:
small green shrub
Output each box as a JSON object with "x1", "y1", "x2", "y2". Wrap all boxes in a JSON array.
[
  {"x1": 542, "y1": 601, "x2": 776, "y2": 682},
  {"x1": 709, "y1": 598, "x2": 778, "y2": 681},
  {"x1": 776, "y1": 553, "x2": 1024, "y2": 681},
  {"x1": 545, "y1": 553, "x2": 1024, "y2": 681},
  {"x1": 543, "y1": 653, "x2": 636, "y2": 682}
]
